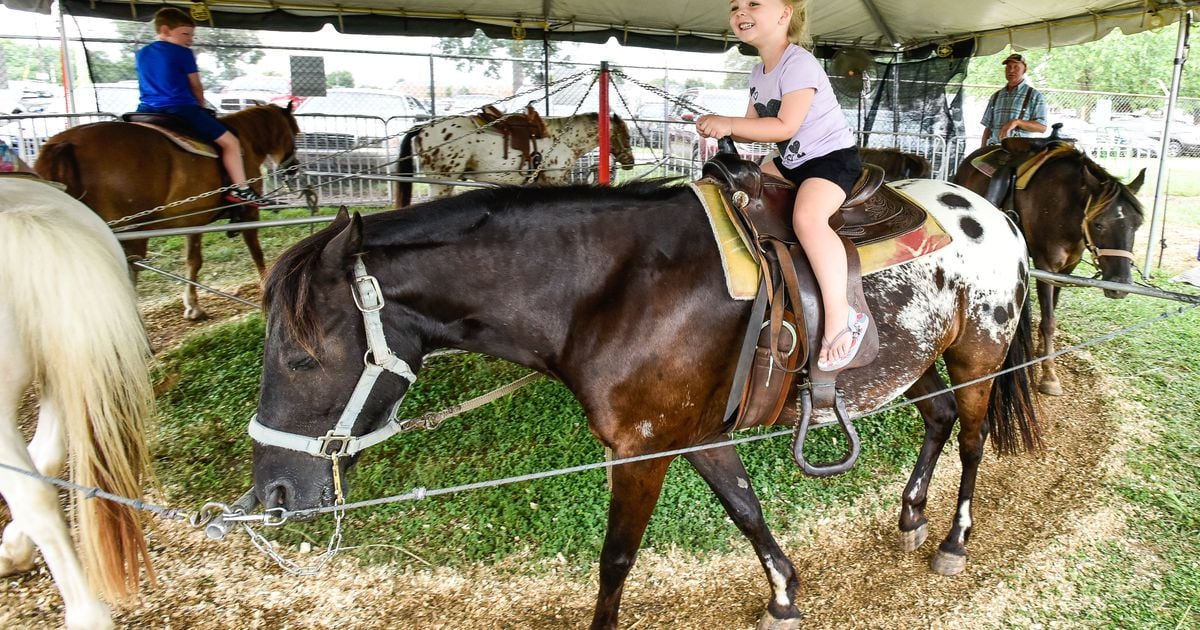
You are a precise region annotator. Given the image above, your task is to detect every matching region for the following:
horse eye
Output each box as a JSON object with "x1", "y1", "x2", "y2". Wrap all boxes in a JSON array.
[{"x1": 287, "y1": 356, "x2": 317, "y2": 371}]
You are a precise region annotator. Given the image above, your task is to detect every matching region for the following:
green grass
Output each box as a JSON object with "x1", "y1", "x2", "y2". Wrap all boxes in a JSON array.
[{"x1": 1037, "y1": 278, "x2": 1200, "y2": 628}]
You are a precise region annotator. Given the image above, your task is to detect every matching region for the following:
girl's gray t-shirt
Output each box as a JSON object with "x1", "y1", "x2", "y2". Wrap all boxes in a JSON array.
[{"x1": 748, "y1": 44, "x2": 855, "y2": 168}]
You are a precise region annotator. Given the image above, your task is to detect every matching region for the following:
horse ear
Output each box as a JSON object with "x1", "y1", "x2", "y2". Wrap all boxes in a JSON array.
[
  {"x1": 330, "y1": 205, "x2": 351, "y2": 227},
  {"x1": 321, "y1": 211, "x2": 364, "y2": 274},
  {"x1": 1126, "y1": 168, "x2": 1146, "y2": 194},
  {"x1": 286, "y1": 99, "x2": 295, "y2": 114}
]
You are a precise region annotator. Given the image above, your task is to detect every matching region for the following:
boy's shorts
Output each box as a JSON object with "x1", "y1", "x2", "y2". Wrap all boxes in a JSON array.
[
  {"x1": 137, "y1": 103, "x2": 228, "y2": 142},
  {"x1": 773, "y1": 147, "x2": 863, "y2": 198}
]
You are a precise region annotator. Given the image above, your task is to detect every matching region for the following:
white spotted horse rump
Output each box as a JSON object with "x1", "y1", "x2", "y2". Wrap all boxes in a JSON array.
[{"x1": 839, "y1": 178, "x2": 1029, "y2": 416}]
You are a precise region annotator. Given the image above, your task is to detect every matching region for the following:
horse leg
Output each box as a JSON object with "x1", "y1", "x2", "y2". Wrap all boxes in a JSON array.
[
  {"x1": 1035, "y1": 279, "x2": 1064, "y2": 396},
  {"x1": 241, "y1": 226, "x2": 267, "y2": 278},
  {"x1": 590, "y1": 457, "x2": 671, "y2": 630},
  {"x1": 0, "y1": 366, "x2": 111, "y2": 629},
  {"x1": 0, "y1": 397, "x2": 67, "y2": 576},
  {"x1": 182, "y1": 233, "x2": 208, "y2": 321},
  {"x1": 928, "y1": 359, "x2": 994, "y2": 576},
  {"x1": 685, "y1": 438, "x2": 801, "y2": 630},
  {"x1": 898, "y1": 366, "x2": 958, "y2": 552}
]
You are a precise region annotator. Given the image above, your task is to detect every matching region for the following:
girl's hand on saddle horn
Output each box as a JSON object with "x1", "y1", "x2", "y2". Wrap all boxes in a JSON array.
[{"x1": 697, "y1": 115, "x2": 733, "y2": 139}]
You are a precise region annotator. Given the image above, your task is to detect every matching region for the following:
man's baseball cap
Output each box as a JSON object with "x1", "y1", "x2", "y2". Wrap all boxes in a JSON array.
[{"x1": 1002, "y1": 53, "x2": 1026, "y2": 65}]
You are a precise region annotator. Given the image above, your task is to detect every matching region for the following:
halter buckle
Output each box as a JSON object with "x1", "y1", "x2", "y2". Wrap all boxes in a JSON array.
[
  {"x1": 318, "y1": 431, "x2": 354, "y2": 457},
  {"x1": 351, "y1": 274, "x2": 384, "y2": 313}
]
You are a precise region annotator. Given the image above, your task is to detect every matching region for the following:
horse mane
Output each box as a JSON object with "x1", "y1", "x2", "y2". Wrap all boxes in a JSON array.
[
  {"x1": 219, "y1": 105, "x2": 297, "y2": 154},
  {"x1": 265, "y1": 180, "x2": 685, "y2": 355},
  {"x1": 1077, "y1": 152, "x2": 1145, "y2": 216}
]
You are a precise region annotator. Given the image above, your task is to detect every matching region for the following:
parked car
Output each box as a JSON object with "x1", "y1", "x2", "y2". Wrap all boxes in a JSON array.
[
  {"x1": 632, "y1": 100, "x2": 669, "y2": 147},
  {"x1": 664, "y1": 87, "x2": 772, "y2": 177},
  {"x1": 215, "y1": 75, "x2": 300, "y2": 112},
  {"x1": 293, "y1": 87, "x2": 431, "y2": 176}
]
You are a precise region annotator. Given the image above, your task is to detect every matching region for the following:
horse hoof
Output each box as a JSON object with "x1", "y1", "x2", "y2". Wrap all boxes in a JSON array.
[
  {"x1": 900, "y1": 523, "x2": 928, "y2": 552},
  {"x1": 1039, "y1": 380, "x2": 1063, "y2": 396},
  {"x1": 756, "y1": 611, "x2": 802, "y2": 630},
  {"x1": 0, "y1": 556, "x2": 35, "y2": 577},
  {"x1": 930, "y1": 550, "x2": 967, "y2": 576},
  {"x1": 183, "y1": 307, "x2": 209, "y2": 321}
]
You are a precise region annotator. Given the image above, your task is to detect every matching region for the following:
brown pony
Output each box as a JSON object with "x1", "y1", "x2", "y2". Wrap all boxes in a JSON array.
[
  {"x1": 954, "y1": 145, "x2": 1145, "y2": 395},
  {"x1": 859, "y1": 147, "x2": 932, "y2": 181},
  {"x1": 34, "y1": 104, "x2": 300, "y2": 320},
  {"x1": 250, "y1": 176, "x2": 1039, "y2": 629}
]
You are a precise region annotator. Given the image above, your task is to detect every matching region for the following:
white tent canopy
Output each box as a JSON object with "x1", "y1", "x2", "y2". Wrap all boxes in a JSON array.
[{"x1": 2, "y1": 0, "x2": 1195, "y2": 56}]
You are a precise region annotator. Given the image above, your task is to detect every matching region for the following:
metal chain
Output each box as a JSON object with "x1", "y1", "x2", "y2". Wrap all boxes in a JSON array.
[
  {"x1": 241, "y1": 508, "x2": 345, "y2": 576},
  {"x1": 610, "y1": 69, "x2": 712, "y2": 115}
]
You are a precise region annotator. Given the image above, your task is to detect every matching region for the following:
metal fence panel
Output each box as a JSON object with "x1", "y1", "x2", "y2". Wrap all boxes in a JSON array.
[{"x1": 0, "y1": 112, "x2": 119, "y2": 163}]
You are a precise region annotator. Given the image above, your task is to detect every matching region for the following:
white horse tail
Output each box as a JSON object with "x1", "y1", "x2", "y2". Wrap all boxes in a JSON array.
[{"x1": 0, "y1": 184, "x2": 155, "y2": 600}]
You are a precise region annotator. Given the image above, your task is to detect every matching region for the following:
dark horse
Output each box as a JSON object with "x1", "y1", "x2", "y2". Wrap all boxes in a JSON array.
[
  {"x1": 954, "y1": 144, "x2": 1145, "y2": 395},
  {"x1": 34, "y1": 104, "x2": 301, "y2": 320},
  {"x1": 859, "y1": 147, "x2": 933, "y2": 181},
  {"x1": 251, "y1": 177, "x2": 1039, "y2": 629}
]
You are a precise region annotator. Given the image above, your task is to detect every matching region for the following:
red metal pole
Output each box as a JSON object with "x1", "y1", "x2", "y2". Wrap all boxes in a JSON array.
[{"x1": 598, "y1": 61, "x2": 611, "y2": 185}]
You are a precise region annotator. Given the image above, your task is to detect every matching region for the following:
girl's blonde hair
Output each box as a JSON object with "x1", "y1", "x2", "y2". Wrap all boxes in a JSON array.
[{"x1": 784, "y1": 0, "x2": 812, "y2": 48}]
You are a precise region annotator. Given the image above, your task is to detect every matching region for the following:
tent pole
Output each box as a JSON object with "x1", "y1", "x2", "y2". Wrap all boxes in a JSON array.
[
  {"x1": 56, "y1": 0, "x2": 76, "y2": 114},
  {"x1": 1144, "y1": 10, "x2": 1191, "y2": 277},
  {"x1": 598, "y1": 61, "x2": 611, "y2": 185},
  {"x1": 542, "y1": 28, "x2": 550, "y2": 114}
]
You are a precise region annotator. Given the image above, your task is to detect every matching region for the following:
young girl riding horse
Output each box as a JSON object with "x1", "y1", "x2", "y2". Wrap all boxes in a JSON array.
[{"x1": 697, "y1": 0, "x2": 868, "y2": 371}]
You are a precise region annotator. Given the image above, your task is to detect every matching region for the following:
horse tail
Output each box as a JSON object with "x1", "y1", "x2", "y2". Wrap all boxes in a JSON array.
[
  {"x1": 987, "y1": 289, "x2": 1042, "y2": 455},
  {"x1": 0, "y1": 189, "x2": 155, "y2": 600},
  {"x1": 393, "y1": 127, "x2": 418, "y2": 209},
  {"x1": 34, "y1": 141, "x2": 83, "y2": 195}
]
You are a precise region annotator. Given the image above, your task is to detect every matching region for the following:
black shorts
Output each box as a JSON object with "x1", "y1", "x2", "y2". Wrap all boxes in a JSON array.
[{"x1": 773, "y1": 147, "x2": 862, "y2": 198}]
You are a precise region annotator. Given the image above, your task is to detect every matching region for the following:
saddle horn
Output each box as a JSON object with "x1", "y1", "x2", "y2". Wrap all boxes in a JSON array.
[{"x1": 717, "y1": 136, "x2": 738, "y2": 156}]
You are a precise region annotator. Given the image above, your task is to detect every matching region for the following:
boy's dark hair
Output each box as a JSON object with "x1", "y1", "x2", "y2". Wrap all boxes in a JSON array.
[{"x1": 154, "y1": 7, "x2": 195, "y2": 30}]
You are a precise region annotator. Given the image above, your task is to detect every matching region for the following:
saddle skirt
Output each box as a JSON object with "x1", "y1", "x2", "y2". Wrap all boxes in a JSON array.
[{"x1": 122, "y1": 113, "x2": 219, "y2": 158}]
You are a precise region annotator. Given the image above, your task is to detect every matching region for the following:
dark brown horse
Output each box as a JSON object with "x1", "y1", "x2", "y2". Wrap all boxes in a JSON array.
[
  {"x1": 250, "y1": 177, "x2": 1039, "y2": 629},
  {"x1": 954, "y1": 145, "x2": 1145, "y2": 395},
  {"x1": 34, "y1": 104, "x2": 301, "y2": 320},
  {"x1": 859, "y1": 147, "x2": 933, "y2": 181}
]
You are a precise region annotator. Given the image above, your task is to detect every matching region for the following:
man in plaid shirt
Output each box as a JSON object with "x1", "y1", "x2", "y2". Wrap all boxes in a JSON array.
[{"x1": 980, "y1": 53, "x2": 1048, "y2": 147}]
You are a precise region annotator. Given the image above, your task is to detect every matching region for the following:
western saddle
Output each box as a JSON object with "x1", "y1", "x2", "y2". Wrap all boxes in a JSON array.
[
  {"x1": 700, "y1": 142, "x2": 929, "y2": 476},
  {"x1": 476, "y1": 104, "x2": 550, "y2": 178}
]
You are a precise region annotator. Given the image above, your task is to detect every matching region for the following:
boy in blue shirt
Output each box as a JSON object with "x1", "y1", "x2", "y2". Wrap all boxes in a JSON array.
[{"x1": 136, "y1": 7, "x2": 265, "y2": 205}]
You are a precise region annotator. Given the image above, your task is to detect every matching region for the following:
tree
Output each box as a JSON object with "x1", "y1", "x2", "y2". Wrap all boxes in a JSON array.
[
  {"x1": 1, "y1": 40, "x2": 61, "y2": 83},
  {"x1": 968, "y1": 25, "x2": 1199, "y2": 98},
  {"x1": 722, "y1": 48, "x2": 756, "y2": 89},
  {"x1": 327, "y1": 70, "x2": 355, "y2": 88},
  {"x1": 436, "y1": 31, "x2": 564, "y2": 94}
]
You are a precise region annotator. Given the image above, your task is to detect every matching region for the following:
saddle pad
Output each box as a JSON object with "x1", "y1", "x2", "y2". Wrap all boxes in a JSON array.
[
  {"x1": 970, "y1": 148, "x2": 1005, "y2": 178},
  {"x1": 130, "y1": 122, "x2": 219, "y2": 158},
  {"x1": 855, "y1": 185, "x2": 953, "y2": 273},
  {"x1": 690, "y1": 182, "x2": 954, "y2": 297},
  {"x1": 690, "y1": 181, "x2": 760, "y2": 300},
  {"x1": 1015, "y1": 144, "x2": 1076, "y2": 189}
]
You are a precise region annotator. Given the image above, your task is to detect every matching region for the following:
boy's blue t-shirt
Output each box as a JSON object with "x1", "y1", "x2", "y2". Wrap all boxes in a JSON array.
[{"x1": 136, "y1": 41, "x2": 199, "y2": 109}]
